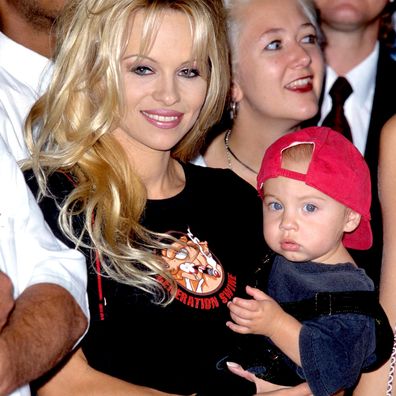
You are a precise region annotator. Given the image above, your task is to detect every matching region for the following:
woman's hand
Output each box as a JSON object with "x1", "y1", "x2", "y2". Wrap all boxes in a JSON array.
[{"x1": 226, "y1": 362, "x2": 312, "y2": 396}]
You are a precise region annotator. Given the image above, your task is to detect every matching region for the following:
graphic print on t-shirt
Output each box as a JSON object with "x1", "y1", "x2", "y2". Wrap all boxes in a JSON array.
[{"x1": 161, "y1": 228, "x2": 224, "y2": 295}]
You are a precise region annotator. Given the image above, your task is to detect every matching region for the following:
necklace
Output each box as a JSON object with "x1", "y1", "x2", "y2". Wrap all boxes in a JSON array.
[{"x1": 224, "y1": 129, "x2": 258, "y2": 175}]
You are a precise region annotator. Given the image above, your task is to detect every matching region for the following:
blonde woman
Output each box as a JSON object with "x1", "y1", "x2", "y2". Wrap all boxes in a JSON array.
[{"x1": 22, "y1": 0, "x2": 313, "y2": 395}]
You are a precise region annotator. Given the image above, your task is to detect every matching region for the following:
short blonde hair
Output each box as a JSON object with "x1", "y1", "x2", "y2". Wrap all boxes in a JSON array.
[{"x1": 224, "y1": 0, "x2": 324, "y2": 69}]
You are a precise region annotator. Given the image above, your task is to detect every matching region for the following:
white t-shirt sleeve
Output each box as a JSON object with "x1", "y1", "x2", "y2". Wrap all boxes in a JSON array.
[{"x1": 0, "y1": 135, "x2": 89, "y2": 319}]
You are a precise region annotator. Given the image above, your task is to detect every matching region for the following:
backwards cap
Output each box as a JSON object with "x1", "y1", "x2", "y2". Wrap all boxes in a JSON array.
[{"x1": 257, "y1": 126, "x2": 372, "y2": 250}]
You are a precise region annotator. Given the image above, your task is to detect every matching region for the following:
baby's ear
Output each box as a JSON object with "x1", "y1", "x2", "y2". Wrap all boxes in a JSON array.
[{"x1": 344, "y1": 209, "x2": 361, "y2": 233}]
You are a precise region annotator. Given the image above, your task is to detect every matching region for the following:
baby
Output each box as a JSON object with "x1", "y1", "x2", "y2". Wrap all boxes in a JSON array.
[{"x1": 227, "y1": 127, "x2": 393, "y2": 395}]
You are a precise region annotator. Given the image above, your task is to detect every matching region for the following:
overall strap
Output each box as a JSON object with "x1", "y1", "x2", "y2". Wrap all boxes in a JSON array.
[{"x1": 281, "y1": 290, "x2": 381, "y2": 320}]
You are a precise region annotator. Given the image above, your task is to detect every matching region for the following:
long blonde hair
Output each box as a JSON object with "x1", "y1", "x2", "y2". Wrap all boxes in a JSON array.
[{"x1": 24, "y1": 0, "x2": 230, "y2": 303}]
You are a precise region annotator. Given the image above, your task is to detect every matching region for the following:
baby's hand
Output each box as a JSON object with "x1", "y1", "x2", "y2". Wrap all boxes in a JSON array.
[{"x1": 226, "y1": 286, "x2": 286, "y2": 337}]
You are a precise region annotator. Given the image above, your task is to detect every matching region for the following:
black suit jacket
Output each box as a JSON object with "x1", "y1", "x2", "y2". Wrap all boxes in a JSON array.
[{"x1": 304, "y1": 44, "x2": 396, "y2": 288}]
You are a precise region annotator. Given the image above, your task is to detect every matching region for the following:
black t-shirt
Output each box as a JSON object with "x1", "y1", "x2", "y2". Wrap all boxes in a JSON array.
[{"x1": 26, "y1": 163, "x2": 268, "y2": 396}]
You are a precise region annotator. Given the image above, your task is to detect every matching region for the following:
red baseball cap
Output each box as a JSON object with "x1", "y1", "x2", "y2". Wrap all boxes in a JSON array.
[{"x1": 257, "y1": 126, "x2": 372, "y2": 250}]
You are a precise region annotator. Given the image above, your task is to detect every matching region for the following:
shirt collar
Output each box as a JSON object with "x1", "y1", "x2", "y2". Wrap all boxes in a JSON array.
[
  {"x1": 325, "y1": 41, "x2": 379, "y2": 107},
  {"x1": 0, "y1": 32, "x2": 52, "y2": 94}
]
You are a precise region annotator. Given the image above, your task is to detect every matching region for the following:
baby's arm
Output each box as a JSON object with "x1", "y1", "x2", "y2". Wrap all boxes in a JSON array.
[{"x1": 226, "y1": 285, "x2": 302, "y2": 365}]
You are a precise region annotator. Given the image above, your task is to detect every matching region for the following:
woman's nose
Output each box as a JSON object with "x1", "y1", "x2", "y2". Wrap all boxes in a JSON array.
[
  {"x1": 289, "y1": 44, "x2": 311, "y2": 69},
  {"x1": 153, "y1": 76, "x2": 181, "y2": 105}
]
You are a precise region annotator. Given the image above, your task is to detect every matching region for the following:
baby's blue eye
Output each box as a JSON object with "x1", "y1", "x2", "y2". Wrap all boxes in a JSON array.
[
  {"x1": 269, "y1": 202, "x2": 283, "y2": 211},
  {"x1": 304, "y1": 203, "x2": 317, "y2": 213}
]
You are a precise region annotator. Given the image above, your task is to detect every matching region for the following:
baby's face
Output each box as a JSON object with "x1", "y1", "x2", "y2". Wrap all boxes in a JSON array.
[{"x1": 262, "y1": 176, "x2": 351, "y2": 264}]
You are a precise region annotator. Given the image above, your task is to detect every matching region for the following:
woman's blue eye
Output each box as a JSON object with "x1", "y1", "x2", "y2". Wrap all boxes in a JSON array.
[
  {"x1": 132, "y1": 65, "x2": 153, "y2": 75},
  {"x1": 265, "y1": 40, "x2": 282, "y2": 51},
  {"x1": 179, "y1": 68, "x2": 200, "y2": 78},
  {"x1": 304, "y1": 203, "x2": 317, "y2": 213}
]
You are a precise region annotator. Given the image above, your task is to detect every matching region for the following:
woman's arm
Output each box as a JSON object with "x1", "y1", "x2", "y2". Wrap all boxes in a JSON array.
[
  {"x1": 37, "y1": 348, "x2": 185, "y2": 396},
  {"x1": 353, "y1": 115, "x2": 396, "y2": 395}
]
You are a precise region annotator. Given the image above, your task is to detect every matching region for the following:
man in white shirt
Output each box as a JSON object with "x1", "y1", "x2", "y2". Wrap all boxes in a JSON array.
[
  {"x1": 0, "y1": 2, "x2": 90, "y2": 395},
  {"x1": 0, "y1": 135, "x2": 89, "y2": 396},
  {"x1": 0, "y1": 0, "x2": 62, "y2": 161},
  {"x1": 316, "y1": 0, "x2": 394, "y2": 153},
  {"x1": 319, "y1": 45, "x2": 378, "y2": 155},
  {"x1": 312, "y1": 0, "x2": 396, "y2": 288},
  {"x1": 0, "y1": 32, "x2": 50, "y2": 161}
]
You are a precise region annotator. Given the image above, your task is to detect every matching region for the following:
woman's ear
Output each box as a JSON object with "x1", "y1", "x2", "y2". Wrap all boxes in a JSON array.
[
  {"x1": 231, "y1": 79, "x2": 243, "y2": 103},
  {"x1": 344, "y1": 209, "x2": 362, "y2": 233}
]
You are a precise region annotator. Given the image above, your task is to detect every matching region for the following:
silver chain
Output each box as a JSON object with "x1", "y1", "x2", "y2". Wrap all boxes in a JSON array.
[{"x1": 224, "y1": 129, "x2": 258, "y2": 174}]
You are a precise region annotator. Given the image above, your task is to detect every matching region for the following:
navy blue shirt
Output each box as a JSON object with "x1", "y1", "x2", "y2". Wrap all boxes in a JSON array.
[{"x1": 268, "y1": 256, "x2": 376, "y2": 395}]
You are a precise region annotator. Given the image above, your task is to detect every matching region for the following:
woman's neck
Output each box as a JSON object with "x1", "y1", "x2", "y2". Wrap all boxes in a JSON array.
[
  {"x1": 113, "y1": 130, "x2": 186, "y2": 200},
  {"x1": 322, "y1": 23, "x2": 379, "y2": 75},
  {"x1": 137, "y1": 156, "x2": 185, "y2": 200},
  {"x1": 204, "y1": 113, "x2": 300, "y2": 187},
  {"x1": 230, "y1": 115, "x2": 300, "y2": 171}
]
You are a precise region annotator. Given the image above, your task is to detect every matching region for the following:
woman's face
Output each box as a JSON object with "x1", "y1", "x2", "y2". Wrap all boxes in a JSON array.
[
  {"x1": 233, "y1": 0, "x2": 324, "y2": 124},
  {"x1": 114, "y1": 10, "x2": 207, "y2": 156}
]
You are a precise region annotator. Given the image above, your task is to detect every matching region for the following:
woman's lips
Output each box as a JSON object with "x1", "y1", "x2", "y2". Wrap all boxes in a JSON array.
[
  {"x1": 285, "y1": 76, "x2": 313, "y2": 93},
  {"x1": 141, "y1": 110, "x2": 183, "y2": 129}
]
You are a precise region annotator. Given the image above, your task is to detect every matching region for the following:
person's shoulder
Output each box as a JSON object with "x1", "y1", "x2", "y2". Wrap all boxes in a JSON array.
[
  {"x1": 0, "y1": 36, "x2": 28, "y2": 93},
  {"x1": 381, "y1": 114, "x2": 396, "y2": 138},
  {"x1": 185, "y1": 161, "x2": 230, "y2": 177},
  {"x1": 190, "y1": 154, "x2": 207, "y2": 166},
  {"x1": 379, "y1": 114, "x2": 396, "y2": 158},
  {"x1": 378, "y1": 43, "x2": 396, "y2": 76},
  {"x1": 0, "y1": 134, "x2": 15, "y2": 160},
  {"x1": 379, "y1": 42, "x2": 396, "y2": 61},
  {"x1": 0, "y1": 32, "x2": 51, "y2": 95},
  {"x1": 184, "y1": 162, "x2": 259, "y2": 196}
]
